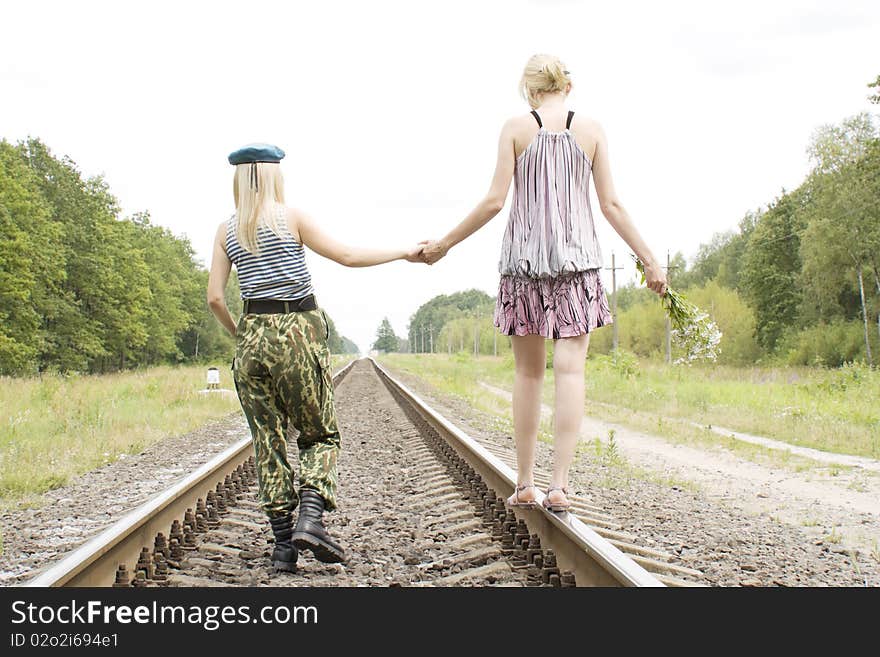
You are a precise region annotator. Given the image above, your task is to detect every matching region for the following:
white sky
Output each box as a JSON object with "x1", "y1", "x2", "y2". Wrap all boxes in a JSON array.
[{"x1": 2, "y1": 0, "x2": 878, "y2": 352}]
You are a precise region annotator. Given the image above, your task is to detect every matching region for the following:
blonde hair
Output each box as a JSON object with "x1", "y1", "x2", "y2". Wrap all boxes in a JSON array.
[
  {"x1": 232, "y1": 162, "x2": 287, "y2": 255},
  {"x1": 520, "y1": 54, "x2": 572, "y2": 109}
]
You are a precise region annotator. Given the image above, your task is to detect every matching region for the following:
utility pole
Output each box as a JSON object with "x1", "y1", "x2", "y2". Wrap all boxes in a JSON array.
[
  {"x1": 663, "y1": 251, "x2": 680, "y2": 364},
  {"x1": 493, "y1": 327, "x2": 497, "y2": 357},
  {"x1": 428, "y1": 324, "x2": 434, "y2": 354},
  {"x1": 858, "y1": 266, "x2": 873, "y2": 366},
  {"x1": 473, "y1": 318, "x2": 479, "y2": 357},
  {"x1": 605, "y1": 252, "x2": 624, "y2": 351}
]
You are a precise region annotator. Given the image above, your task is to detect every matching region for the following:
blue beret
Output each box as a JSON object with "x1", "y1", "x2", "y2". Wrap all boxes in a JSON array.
[{"x1": 228, "y1": 143, "x2": 285, "y2": 165}]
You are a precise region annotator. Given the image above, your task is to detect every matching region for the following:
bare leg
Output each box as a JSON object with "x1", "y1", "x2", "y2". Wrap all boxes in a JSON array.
[
  {"x1": 549, "y1": 333, "x2": 590, "y2": 506},
  {"x1": 507, "y1": 335, "x2": 545, "y2": 504}
]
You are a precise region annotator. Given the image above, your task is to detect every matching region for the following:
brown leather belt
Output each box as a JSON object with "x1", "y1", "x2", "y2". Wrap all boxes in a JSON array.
[{"x1": 242, "y1": 295, "x2": 317, "y2": 314}]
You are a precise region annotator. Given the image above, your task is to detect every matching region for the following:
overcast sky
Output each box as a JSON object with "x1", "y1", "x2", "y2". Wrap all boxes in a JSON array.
[{"x1": 3, "y1": 0, "x2": 878, "y2": 352}]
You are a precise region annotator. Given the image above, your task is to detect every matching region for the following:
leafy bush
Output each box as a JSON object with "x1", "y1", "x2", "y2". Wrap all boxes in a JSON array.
[
  {"x1": 453, "y1": 350, "x2": 472, "y2": 364},
  {"x1": 782, "y1": 320, "x2": 873, "y2": 367},
  {"x1": 622, "y1": 300, "x2": 667, "y2": 359},
  {"x1": 683, "y1": 281, "x2": 762, "y2": 365},
  {"x1": 812, "y1": 360, "x2": 873, "y2": 393},
  {"x1": 608, "y1": 349, "x2": 640, "y2": 378},
  {"x1": 587, "y1": 349, "x2": 640, "y2": 379}
]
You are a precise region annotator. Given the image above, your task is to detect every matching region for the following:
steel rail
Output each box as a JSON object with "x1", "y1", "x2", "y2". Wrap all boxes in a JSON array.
[
  {"x1": 26, "y1": 358, "x2": 358, "y2": 587},
  {"x1": 370, "y1": 358, "x2": 664, "y2": 587}
]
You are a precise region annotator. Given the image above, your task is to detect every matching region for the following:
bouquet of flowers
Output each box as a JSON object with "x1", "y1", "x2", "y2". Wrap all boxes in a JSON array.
[{"x1": 634, "y1": 257, "x2": 722, "y2": 364}]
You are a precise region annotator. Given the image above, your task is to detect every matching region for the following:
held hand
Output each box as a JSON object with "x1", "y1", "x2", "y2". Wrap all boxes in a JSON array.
[
  {"x1": 420, "y1": 239, "x2": 448, "y2": 265},
  {"x1": 643, "y1": 260, "x2": 668, "y2": 296},
  {"x1": 404, "y1": 242, "x2": 428, "y2": 263}
]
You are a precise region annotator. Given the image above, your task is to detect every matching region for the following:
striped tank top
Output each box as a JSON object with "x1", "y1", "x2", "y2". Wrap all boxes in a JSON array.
[
  {"x1": 498, "y1": 110, "x2": 603, "y2": 278},
  {"x1": 225, "y1": 205, "x2": 314, "y2": 300}
]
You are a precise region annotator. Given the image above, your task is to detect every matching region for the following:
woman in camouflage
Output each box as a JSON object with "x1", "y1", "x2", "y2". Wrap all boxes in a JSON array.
[{"x1": 207, "y1": 143, "x2": 424, "y2": 573}]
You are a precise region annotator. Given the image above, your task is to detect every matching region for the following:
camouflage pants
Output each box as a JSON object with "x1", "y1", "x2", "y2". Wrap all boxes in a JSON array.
[{"x1": 232, "y1": 308, "x2": 340, "y2": 518}]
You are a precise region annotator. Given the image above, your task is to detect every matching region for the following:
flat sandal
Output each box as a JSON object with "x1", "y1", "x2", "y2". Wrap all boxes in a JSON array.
[
  {"x1": 506, "y1": 483, "x2": 537, "y2": 509},
  {"x1": 543, "y1": 486, "x2": 571, "y2": 513}
]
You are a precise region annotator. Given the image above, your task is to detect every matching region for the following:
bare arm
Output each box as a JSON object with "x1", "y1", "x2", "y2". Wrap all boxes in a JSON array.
[
  {"x1": 292, "y1": 209, "x2": 423, "y2": 267},
  {"x1": 591, "y1": 123, "x2": 667, "y2": 295},
  {"x1": 206, "y1": 223, "x2": 237, "y2": 336},
  {"x1": 422, "y1": 120, "x2": 517, "y2": 264}
]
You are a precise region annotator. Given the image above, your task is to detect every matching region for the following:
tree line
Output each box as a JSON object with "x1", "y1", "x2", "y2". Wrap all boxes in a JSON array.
[
  {"x1": 0, "y1": 138, "x2": 358, "y2": 376},
  {"x1": 640, "y1": 110, "x2": 879, "y2": 366},
  {"x1": 371, "y1": 290, "x2": 506, "y2": 356},
  {"x1": 377, "y1": 76, "x2": 880, "y2": 367}
]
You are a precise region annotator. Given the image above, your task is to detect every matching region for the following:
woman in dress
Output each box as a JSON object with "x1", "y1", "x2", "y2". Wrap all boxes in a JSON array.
[{"x1": 421, "y1": 54, "x2": 667, "y2": 511}]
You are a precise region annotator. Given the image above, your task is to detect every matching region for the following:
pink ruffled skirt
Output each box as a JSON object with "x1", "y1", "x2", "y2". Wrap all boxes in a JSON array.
[{"x1": 493, "y1": 269, "x2": 613, "y2": 339}]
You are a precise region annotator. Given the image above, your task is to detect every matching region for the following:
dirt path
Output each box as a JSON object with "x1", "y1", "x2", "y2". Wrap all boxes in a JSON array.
[
  {"x1": 579, "y1": 393, "x2": 880, "y2": 473},
  {"x1": 479, "y1": 382, "x2": 880, "y2": 558}
]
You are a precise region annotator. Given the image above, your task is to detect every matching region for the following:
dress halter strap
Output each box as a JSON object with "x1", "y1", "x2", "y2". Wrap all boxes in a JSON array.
[{"x1": 530, "y1": 110, "x2": 574, "y2": 130}]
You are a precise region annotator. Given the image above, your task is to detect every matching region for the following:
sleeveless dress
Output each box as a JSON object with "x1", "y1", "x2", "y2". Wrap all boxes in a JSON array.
[{"x1": 493, "y1": 110, "x2": 613, "y2": 339}]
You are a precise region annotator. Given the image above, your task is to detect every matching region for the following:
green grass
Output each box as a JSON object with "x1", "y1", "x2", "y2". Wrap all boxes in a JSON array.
[
  {"x1": 825, "y1": 527, "x2": 843, "y2": 544},
  {"x1": 379, "y1": 352, "x2": 880, "y2": 460},
  {"x1": 331, "y1": 354, "x2": 358, "y2": 371},
  {"x1": 0, "y1": 365, "x2": 241, "y2": 501},
  {"x1": 0, "y1": 355, "x2": 360, "y2": 504},
  {"x1": 379, "y1": 351, "x2": 692, "y2": 491},
  {"x1": 580, "y1": 357, "x2": 880, "y2": 460}
]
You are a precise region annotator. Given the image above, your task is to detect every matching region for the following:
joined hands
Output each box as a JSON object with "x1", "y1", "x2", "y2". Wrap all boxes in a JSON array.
[{"x1": 405, "y1": 239, "x2": 448, "y2": 265}]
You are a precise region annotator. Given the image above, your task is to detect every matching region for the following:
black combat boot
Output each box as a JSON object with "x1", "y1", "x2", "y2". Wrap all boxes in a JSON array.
[
  {"x1": 291, "y1": 489, "x2": 345, "y2": 563},
  {"x1": 268, "y1": 514, "x2": 298, "y2": 572}
]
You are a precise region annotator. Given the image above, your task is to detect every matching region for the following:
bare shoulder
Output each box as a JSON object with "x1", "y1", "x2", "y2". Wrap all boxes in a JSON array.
[
  {"x1": 507, "y1": 113, "x2": 542, "y2": 157},
  {"x1": 285, "y1": 205, "x2": 307, "y2": 222},
  {"x1": 570, "y1": 114, "x2": 604, "y2": 139},
  {"x1": 495, "y1": 115, "x2": 525, "y2": 140},
  {"x1": 507, "y1": 112, "x2": 540, "y2": 134},
  {"x1": 215, "y1": 220, "x2": 228, "y2": 241},
  {"x1": 284, "y1": 206, "x2": 308, "y2": 241},
  {"x1": 213, "y1": 220, "x2": 229, "y2": 257},
  {"x1": 509, "y1": 113, "x2": 538, "y2": 128},
  {"x1": 569, "y1": 114, "x2": 605, "y2": 162}
]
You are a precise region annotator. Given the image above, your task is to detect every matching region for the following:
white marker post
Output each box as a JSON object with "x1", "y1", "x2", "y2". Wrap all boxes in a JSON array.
[{"x1": 206, "y1": 367, "x2": 220, "y2": 390}]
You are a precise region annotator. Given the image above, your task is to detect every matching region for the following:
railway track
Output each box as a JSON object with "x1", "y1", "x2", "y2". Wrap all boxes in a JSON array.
[{"x1": 27, "y1": 358, "x2": 703, "y2": 588}]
